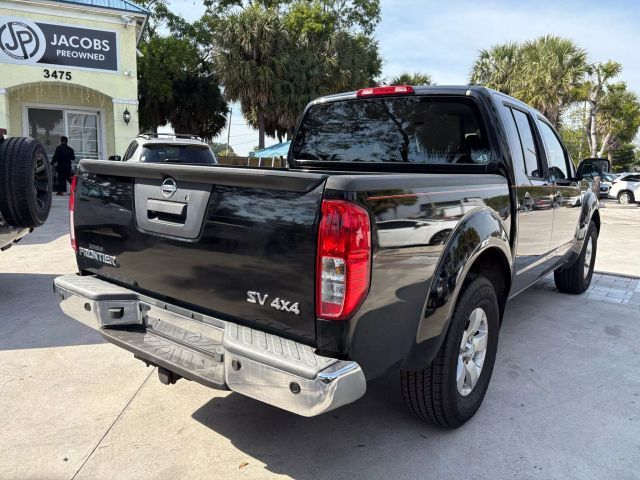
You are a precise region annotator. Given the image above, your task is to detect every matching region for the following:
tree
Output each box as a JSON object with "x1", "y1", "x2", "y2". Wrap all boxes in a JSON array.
[
  {"x1": 583, "y1": 61, "x2": 622, "y2": 157},
  {"x1": 559, "y1": 104, "x2": 591, "y2": 162},
  {"x1": 210, "y1": 4, "x2": 285, "y2": 148},
  {"x1": 134, "y1": 0, "x2": 229, "y2": 140},
  {"x1": 517, "y1": 36, "x2": 588, "y2": 126},
  {"x1": 209, "y1": 142, "x2": 236, "y2": 156},
  {"x1": 612, "y1": 143, "x2": 639, "y2": 172},
  {"x1": 596, "y1": 83, "x2": 640, "y2": 161},
  {"x1": 137, "y1": 35, "x2": 228, "y2": 140},
  {"x1": 469, "y1": 36, "x2": 588, "y2": 126},
  {"x1": 469, "y1": 42, "x2": 521, "y2": 94},
  {"x1": 210, "y1": 0, "x2": 381, "y2": 145},
  {"x1": 388, "y1": 72, "x2": 433, "y2": 86},
  {"x1": 272, "y1": 1, "x2": 381, "y2": 136}
]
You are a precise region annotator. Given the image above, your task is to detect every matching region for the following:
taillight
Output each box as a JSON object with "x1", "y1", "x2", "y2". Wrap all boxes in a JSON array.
[
  {"x1": 316, "y1": 200, "x2": 371, "y2": 320},
  {"x1": 69, "y1": 175, "x2": 77, "y2": 252},
  {"x1": 356, "y1": 85, "x2": 414, "y2": 97}
]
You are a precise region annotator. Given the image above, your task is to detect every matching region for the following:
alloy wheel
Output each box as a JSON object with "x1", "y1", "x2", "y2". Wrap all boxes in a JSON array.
[
  {"x1": 457, "y1": 307, "x2": 488, "y2": 396},
  {"x1": 583, "y1": 236, "x2": 593, "y2": 280}
]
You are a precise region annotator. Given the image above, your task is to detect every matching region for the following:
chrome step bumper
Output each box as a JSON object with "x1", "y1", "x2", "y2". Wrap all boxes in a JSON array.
[{"x1": 53, "y1": 274, "x2": 366, "y2": 417}]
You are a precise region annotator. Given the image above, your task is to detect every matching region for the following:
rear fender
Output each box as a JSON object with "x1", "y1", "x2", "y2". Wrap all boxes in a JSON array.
[{"x1": 402, "y1": 208, "x2": 511, "y2": 370}]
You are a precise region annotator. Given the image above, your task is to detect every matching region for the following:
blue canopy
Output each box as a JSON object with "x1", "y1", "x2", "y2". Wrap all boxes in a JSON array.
[
  {"x1": 250, "y1": 141, "x2": 291, "y2": 158},
  {"x1": 52, "y1": 0, "x2": 150, "y2": 15}
]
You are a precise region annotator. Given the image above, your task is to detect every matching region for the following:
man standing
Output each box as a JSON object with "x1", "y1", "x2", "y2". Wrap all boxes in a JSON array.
[{"x1": 51, "y1": 136, "x2": 75, "y2": 195}]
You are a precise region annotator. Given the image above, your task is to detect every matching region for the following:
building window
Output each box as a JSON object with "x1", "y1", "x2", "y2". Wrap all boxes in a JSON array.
[{"x1": 25, "y1": 106, "x2": 101, "y2": 160}]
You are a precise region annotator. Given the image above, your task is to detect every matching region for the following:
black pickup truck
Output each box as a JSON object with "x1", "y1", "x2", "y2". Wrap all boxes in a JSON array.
[
  {"x1": 0, "y1": 130, "x2": 52, "y2": 251},
  {"x1": 54, "y1": 85, "x2": 601, "y2": 428}
]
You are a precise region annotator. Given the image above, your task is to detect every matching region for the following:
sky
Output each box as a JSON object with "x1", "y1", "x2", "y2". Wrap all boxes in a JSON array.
[{"x1": 167, "y1": 0, "x2": 640, "y2": 156}]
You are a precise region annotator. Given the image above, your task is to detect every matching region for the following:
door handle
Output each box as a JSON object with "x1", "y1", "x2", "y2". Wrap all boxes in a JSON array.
[{"x1": 147, "y1": 199, "x2": 186, "y2": 216}]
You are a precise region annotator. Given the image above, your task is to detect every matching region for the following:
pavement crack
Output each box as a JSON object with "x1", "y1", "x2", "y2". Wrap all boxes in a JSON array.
[{"x1": 70, "y1": 368, "x2": 156, "y2": 480}]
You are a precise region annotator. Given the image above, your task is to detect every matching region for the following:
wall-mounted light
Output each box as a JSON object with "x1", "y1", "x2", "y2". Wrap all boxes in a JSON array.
[{"x1": 123, "y1": 109, "x2": 131, "y2": 125}]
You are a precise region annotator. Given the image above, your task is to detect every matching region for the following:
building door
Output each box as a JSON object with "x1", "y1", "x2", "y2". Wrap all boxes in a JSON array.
[
  {"x1": 24, "y1": 106, "x2": 102, "y2": 160},
  {"x1": 66, "y1": 111, "x2": 100, "y2": 160}
]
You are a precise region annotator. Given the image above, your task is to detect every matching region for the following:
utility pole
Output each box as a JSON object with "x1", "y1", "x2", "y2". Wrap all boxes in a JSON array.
[{"x1": 226, "y1": 107, "x2": 232, "y2": 156}]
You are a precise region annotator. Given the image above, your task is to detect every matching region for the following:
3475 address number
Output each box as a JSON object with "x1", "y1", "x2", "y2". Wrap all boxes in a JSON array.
[{"x1": 43, "y1": 69, "x2": 72, "y2": 81}]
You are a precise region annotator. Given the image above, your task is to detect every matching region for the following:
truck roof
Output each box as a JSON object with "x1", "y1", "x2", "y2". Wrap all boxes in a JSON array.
[{"x1": 312, "y1": 85, "x2": 492, "y2": 104}]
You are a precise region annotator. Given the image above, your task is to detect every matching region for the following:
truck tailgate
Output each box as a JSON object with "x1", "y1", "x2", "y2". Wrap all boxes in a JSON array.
[{"x1": 74, "y1": 161, "x2": 328, "y2": 343}]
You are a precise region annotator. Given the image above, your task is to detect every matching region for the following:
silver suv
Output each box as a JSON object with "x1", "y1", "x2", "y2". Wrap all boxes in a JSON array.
[{"x1": 121, "y1": 133, "x2": 217, "y2": 165}]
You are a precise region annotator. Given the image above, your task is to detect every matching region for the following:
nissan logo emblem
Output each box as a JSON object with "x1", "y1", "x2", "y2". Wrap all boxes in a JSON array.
[{"x1": 161, "y1": 178, "x2": 177, "y2": 199}]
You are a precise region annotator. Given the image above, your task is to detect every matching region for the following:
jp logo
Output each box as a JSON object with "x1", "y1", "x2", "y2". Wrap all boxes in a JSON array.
[{"x1": 0, "y1": 20, "x2": 44, "y2": 61}]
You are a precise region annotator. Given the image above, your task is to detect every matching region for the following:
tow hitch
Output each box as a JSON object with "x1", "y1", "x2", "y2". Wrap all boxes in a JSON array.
[{"x1": 158, "y1": 366, "x2": 181, "y2": 385}]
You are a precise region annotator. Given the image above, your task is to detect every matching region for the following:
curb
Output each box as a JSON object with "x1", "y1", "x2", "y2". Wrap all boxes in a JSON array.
[{"x1": 594, "y1": 270, "x2": 640, "y2": 280}]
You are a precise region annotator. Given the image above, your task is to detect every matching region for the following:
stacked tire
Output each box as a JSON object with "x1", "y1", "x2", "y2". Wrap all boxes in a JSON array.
[{"x1": 0, "y1": 137, "x2": 52, "y2": 228}]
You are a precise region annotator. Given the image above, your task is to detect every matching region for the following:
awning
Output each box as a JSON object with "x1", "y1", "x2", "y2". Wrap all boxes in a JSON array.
[{"x1": 249, "y1": 141, "x2": 291, "y2": 158}]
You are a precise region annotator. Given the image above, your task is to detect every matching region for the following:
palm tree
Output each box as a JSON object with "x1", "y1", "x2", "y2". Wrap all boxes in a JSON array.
[
  {"x1": 517, "y1": 36, "x2": 588, "y2": 126},
  {"x1": 470, "y1": 37, "x2": 588, "y2": 126},
  {"x1": 211, "y1": 5, "x2": 286, "y2": 148},
  {"x1": 469, "y1": 42, "x2": 522, "y2": 94},
  {"x1": 388, "y1": 72, "x2": 433, "y2": 86}
]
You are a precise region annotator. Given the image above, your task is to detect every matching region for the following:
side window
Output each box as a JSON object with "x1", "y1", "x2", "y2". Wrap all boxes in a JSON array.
[
  {"x1": 537, "y1": 121, "x2": 569, "y2": 181},
  {"x1": 510, "y1": 109, "x2": 541, "y2": 177},
  {"x1": 123, "y1": 141, "x2": 138, "y2": 161}
]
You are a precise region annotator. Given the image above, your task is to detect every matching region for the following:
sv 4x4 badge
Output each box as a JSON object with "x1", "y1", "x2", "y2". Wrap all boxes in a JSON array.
[{"x1": 246, "y1": 291, "x2": 300, "y2": 315}]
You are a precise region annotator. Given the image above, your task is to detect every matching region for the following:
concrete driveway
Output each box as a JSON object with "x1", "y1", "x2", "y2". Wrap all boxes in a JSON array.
[{"x1": 0, "y1": 197, "x2": 639, "y2": 480}]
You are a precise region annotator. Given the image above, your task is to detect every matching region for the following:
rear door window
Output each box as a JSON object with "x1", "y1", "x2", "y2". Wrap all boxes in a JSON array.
[
  {"x1": 537, "y1": 121, "x2": 570, "y2": 181},
  {"x1": 292, "y1": 96, "x2": 492, "y2": 165}
]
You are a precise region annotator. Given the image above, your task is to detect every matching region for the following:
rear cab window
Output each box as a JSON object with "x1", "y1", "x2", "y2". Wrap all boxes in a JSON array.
[
  {"x1": 510, "y1": 109, "x2": 542, "y2": 178},
  {"x1": 292, "y1": 96, "x2": 492, "y2": 166},
  {"x1": 140, "y1": 144, "x2": 216, "y2": 165}
]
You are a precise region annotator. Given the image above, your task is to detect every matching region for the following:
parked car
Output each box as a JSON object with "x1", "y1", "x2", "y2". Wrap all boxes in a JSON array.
[
  {"x1": 120, "y1": 133, "x2": 217, "y2": 165},
  {"x1": 54, "y1": 85, "x2": 600, "y2": 428},
  {"x1": 582, "y1": 172, "x2": 616, "y2": 198},
  {"x1": 609, "y1": 173, "x2": 640, "y2": 204},
  {"x1": 0, "y1": 129, "x2": 52, "y2": 251}
]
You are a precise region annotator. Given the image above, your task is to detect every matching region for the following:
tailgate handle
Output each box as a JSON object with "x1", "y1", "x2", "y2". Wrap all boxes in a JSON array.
[{"x1": 147, "y1": 199, "x2": 187, "y2": 225}]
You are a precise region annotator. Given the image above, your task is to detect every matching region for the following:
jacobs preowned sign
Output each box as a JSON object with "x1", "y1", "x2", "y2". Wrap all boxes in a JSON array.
[{"x1": 0, "y1": 16, "x2": 118, "y2": 72}]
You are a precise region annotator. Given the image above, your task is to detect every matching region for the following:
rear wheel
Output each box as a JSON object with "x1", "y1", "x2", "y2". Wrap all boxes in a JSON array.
[
  {"x1": 553, "y1": 220, "x2": 597, "y2": 294},
  {"x1": 401, "y1": 277, "x2": 499, "y2": 428},
  {"x1": 618, "y1": 191, "x2": 634, "y2": 205},
  {"x1": 0, "y1": 137, "x2": 52, "y2": 228}
]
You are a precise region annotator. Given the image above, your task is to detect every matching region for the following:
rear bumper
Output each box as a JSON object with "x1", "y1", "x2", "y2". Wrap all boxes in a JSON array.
[{"x1": 53, "y1": 274, "x2": 366, "y2": 417}]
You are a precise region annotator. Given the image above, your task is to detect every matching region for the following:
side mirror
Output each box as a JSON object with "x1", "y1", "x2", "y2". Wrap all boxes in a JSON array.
[
  {"x1": 576, "y1": 158, "x2": 611, "y2": 179},
  {"x1": 108, "y1": 155, "x2": 122, "y2": 161}
]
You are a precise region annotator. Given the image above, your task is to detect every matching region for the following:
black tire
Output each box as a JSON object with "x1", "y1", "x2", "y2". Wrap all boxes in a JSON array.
[
  {"x1": 617, "y1": 191, "x2": 634, "y2": 205},
  {"x1": 553, "y1": 220, "x2": 597, "y2": 294},
  {"x1": 0, "y1": 137, "x2": 52, "y2": 228},
  {"x1": 401, "y1": 277, "x2": 500, "y2": 428}
]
